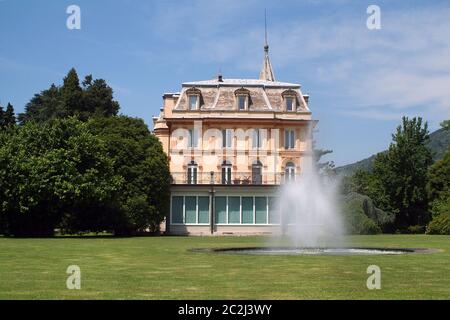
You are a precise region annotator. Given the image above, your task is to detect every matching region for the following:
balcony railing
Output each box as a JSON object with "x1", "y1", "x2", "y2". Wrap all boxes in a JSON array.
[{"x1": 170, "y1": 171, "x2": 291, "y2": 185}]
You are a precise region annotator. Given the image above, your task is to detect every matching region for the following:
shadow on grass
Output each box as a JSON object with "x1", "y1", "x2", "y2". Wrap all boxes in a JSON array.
[{"x1": 0, "y1": 232, "x2": 167, "y2": 239}]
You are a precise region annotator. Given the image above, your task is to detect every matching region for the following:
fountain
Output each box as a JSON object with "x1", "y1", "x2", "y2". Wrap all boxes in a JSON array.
[
  {"x1": 277, "y1": 153, "x2": 343, "y2": 248},
  {"x1": 192, "y1": 132, "x2": 434, "y2": 256}
]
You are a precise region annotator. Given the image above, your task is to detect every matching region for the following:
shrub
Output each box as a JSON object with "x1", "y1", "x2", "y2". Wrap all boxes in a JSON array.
[
  {"x1": 426, "y1": 213, "x2": 450, "y2": 235},
  {"x1": 341, "y1": 192, "x2": 394, "y2": 234},
  {"x1": 341, "y1": 192, "x2": 382, "y2": 234},
  {"x1": 406, "y1": 225, "x2": 426, "y2": 234},
  {"x1": 430, "y1": 189, "x2": 450, "y2": 218},
  {"x1": 361, "y1": 219, "x2": 382, "y2": 235}
]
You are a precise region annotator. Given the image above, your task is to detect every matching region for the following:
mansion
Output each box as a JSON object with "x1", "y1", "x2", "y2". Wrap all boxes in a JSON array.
[{"x1": 153, "y1": 43, "x2": 315, "y2": 235}]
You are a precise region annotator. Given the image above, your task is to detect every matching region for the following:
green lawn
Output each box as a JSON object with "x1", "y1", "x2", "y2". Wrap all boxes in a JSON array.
[{"x1": 0, "y1": 235, "x2": 449, "y2": 299}]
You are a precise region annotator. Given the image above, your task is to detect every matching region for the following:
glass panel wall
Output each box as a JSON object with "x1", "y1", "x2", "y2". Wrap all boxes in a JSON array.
[
  {"x1": 185, "y1": 196, "x2": 197, "y2": 223},
  {"x1": 171, "y1": 195, "x2": 280, "y2": 225},
  {"x1": 228, "y1": 196, "x2": 240, "y2": 224},
  {"x1": 268, "y1": 197, "x2": 280, "y2": 224},
  {"x1": 242, "y1": 197, "x2": 254, "y2": 224},
  {"x1": 255, "y1": 197, "x2": 267, "y2": 224},
  {"x1": 172, "y1": 196, "x2": 184, "y2": 224},
  {"x1": 215, "y1": 196, "x2": 227, "y2": 224},
  {"x1": 198, "y1": 196, "x2": 210, "y2": 224}
]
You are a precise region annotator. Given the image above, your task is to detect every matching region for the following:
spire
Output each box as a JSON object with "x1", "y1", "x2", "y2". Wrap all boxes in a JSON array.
[{"x1": 259, "y1": 10, "x2": 275, "y2": 81}]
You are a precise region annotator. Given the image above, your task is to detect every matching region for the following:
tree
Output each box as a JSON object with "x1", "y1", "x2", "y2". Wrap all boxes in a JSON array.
[
  {"x1": 373, "y1": 117, "x2": 432, "y2": 229},
  {"x1": 0, "y1": 118, "x2": 122, "y2": 236},
  {"x1": 82, "y1": 76, "x2": 120, "y2": 117},
  {"x1": 346, "y1": 117, "x2": 433, "y2": 231},
  {"x1": 427, "y1": 148, "x2": 450, "y2": 218},
  {"x1": 60, "y1": 68, "x2": 83, "y2": 115},
  {"x1": 440, "y1": 120, "x2": 450, "y2": 130},
  {"x1": 3, "y1": 103, "x2": 16, "y2": 127},
  {"x1": 0, "y1": 103, "x2": 16, "y2": 129},
  {"x1": 19, "y1": 84, "x2": 63, "y2": 124},
  {"x1": 87, "y1": 116, "x2": 171, "y2": 233},
  {"x1": 427, "y1": 148, "x2": 450, "y2": 202},
  {"x1": 0, "y1": 104, "x2": 3, "y2": 127},
  {"x1": 18, "y1": 68, "x2": 120, "y2": 124}
]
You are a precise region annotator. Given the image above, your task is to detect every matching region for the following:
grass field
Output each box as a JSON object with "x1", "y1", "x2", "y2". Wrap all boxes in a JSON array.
[{"x1": 0, "y1": 235, "x2": 449, "y2": 299}]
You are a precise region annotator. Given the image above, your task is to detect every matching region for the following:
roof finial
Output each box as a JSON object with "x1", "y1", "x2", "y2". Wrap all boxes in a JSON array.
[
  {"x1": 264, "y1": 8, "x2": 268, "y2": 50},
  {"x1": 259, "y1": 9, "x2": 275, "y2": 81},
  {"x1": 217, "y1": 66, "x2": 223, "y2": 82}
]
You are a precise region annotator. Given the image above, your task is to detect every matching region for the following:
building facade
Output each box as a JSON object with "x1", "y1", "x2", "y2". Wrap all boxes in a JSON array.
[{"x1": 153, "y1": 43, "x2": 315, "y2": 235}]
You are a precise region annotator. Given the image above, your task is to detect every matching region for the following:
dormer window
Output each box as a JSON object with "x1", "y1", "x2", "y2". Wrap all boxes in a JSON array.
[
  {"x1": 282, "y1": 89, "x2": 298, "y2": 112},
  {"x1": 186, "y1": 87, "x2": 202, "y2": 110},
  {"x1": 238, "y1": 95, "x2": 247, "y2": 110},
  {"x1": 286, "y1": 97, "x2": 294, "y2": 111},
  {"x1": 188, "y1": 95, "x2": 199, "y2": 110},
  {"x1": 235, "y1": 87, "x2": 250, "y2": 111}
]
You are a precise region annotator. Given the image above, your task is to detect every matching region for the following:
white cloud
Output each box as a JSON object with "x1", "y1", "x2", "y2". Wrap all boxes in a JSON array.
[{"x1": 146, "y1": 3, "x2": 450, "y2": 122}]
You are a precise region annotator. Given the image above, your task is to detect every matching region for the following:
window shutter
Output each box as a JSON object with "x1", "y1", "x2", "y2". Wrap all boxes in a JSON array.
[
  {"x1": 187, "y1": 167, "x2": 192, "y2": 184},
  {"x1": 222, "y1": 167, "x2": 226, "y2": 184}
]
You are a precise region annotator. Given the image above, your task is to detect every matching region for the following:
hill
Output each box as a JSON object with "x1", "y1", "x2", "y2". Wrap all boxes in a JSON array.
[{"x1": 336, "y1": 127, "x2": 450, "y2": 176}]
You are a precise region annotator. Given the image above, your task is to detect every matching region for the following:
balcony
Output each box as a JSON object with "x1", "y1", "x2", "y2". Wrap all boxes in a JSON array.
[{"x1": 170, "y1": 171, "x2": 290, "y2": 185}]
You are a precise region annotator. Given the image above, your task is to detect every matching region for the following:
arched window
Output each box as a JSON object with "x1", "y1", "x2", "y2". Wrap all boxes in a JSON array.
[
  {"x1": 187, "y1": 161, "x2": 198, "y2": 184},
  {"x1": 221, "y1": 161, "x2": 232, "y2": 185},
  {"x1": 285, "y1": 162, "x2": 295, "y2": 183},
  {"x1": 252, "y1": 160, "x2": 263, "y2": 185}
]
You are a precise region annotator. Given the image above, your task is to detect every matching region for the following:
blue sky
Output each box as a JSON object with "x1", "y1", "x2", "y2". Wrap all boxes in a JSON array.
[{"x1": 1, "y1": 0, "x2": 449, "y2": 166}]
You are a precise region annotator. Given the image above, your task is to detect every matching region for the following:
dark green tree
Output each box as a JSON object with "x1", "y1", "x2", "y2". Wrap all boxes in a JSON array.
[
  {"x1": 427, "y1": 148, "x2": 450, "y2": 218},
  {"x1": 60, "y1": 68, "x2": 83, "y2": 115},
  {"x1": 373, "y1": 117, "x2": 432, "y2": 228},
  {"x1": 346, "y1": 117, "x2": 433, "y2": 231},
  {"x1": 88, "y1": 116, "x2": 171, "y2": 234},
  {"x1": 0, "y1": 117, "x2": 122, "y2": 236},
  {"x1": 19, "y1": 84, "x2": 63, "y2": 124},
  {"x1": 82, "y1": 75, "x2": 120, "y2": 117},
  {"x1": 3, "y1": 103, "x2": 16, "y2": 127},
  {"x1": 0, "y1": 104, "x2": 4, "y2": 127},
  {"x1": 18, "y1": 68, "x2": 120, "y2": 124},
  {"x1": 427, "y1": 148, "x2": 450, "y2": 202}
]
